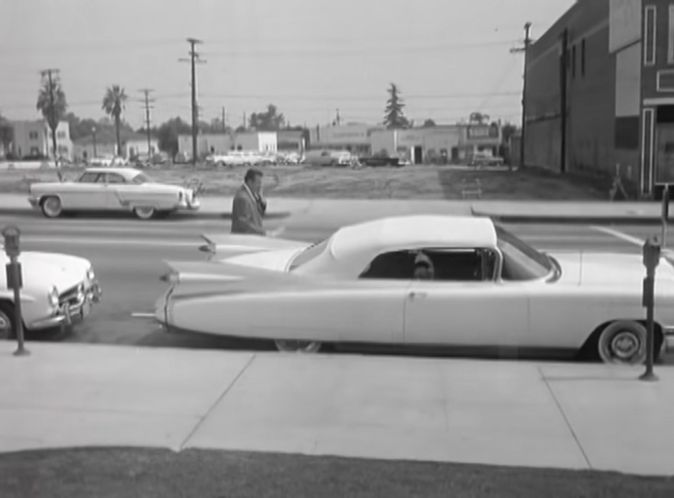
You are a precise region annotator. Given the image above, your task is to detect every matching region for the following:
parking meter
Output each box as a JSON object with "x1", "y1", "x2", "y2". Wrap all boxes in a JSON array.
[
  {"x1": 641, "y1": 236, "x2": 661, "y2": 381},
  {"x1": 2, "y1": 225, "x2": 28, "y2": 356}
]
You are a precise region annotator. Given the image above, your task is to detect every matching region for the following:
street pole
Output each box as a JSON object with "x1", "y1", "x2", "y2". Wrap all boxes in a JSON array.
[
  {"x1": 92, "y1": 126, "x2": 97, "y2": 158},
  {"x1": 40, "y1": 68, "x2": 62, "y2": 180},
  {"x1": 139, "y1": 89, "x2": 155, "y2": 159},
  {"x1": 510, "y1": 23, "x2": 532, "y2": 170},
  {"x1": 179, "y1": 38, "x2": 205, "y2": 166},
  {"x1": 661, "y1": 184, "x2": 670, "y2": 251},
  {"x1": 222, "y1": 106, "x2": 227, "y2": 132}
]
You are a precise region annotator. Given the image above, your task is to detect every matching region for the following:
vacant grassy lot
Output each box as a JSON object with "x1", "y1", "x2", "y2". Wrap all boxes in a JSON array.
[
  {"x1": 1, "y1": 447, "x2": 672, "y2": 498},
  {"x1": 0, "y1": 164, "x2": 610, "y2": 200}
]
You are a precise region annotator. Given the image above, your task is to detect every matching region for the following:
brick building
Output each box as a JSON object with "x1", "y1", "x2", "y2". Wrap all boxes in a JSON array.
[{"x1": 523, "y1": 0, "x2": 674, "y2": 196}]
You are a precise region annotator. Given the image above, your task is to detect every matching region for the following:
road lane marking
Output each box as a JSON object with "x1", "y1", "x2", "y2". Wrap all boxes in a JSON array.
[
  {"x1": 22, "y1": 237, "x2": 198, "y2": 247},
  {"x1": 590, "y1": 225, "x2": 674, "y2": 257},
  {"x1": 131, "y1": 312, "x2": 156, "y2": 318}
]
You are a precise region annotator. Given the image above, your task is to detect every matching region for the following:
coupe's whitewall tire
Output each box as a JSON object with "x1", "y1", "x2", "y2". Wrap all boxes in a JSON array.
[
  {"x1": 41, "y1": 196, "x2": 63, "y2": 218},
  {"x1": 597, "y1": 320, "x2": 647, "y2": 365},
  {"x1": 133, "y1": 207, "x2": 156, "y2": 220},
  {"x1": 274, "y1": 339, "x2": 322, "y2": 353},
  {"x1": 0, "y1": 303, "x2": 16, "y2": 340}
]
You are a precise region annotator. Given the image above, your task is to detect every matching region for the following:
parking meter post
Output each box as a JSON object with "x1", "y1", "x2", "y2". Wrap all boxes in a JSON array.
[
  {"x1": 2, "y1": 225, "x2": 29, "y2": 357},
  {"x1": 640, "y1": 237, "x2": 660, "y2": 381}
]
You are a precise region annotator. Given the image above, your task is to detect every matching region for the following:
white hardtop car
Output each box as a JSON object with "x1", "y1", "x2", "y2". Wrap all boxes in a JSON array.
[
  {"x1": 155, "y1": 215, "x2": 674, "y2": 364},
  {"x1": 29, "y1": 167, "x2": 200, "y2": 220},
  {"x1": 0, "y1": 242, "x2": 101, "y2": 338}
]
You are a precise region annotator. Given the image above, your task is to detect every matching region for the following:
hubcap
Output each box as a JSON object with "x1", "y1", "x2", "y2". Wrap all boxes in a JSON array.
[
  {"x1": 0, "y1": 313, "x2": 11, "y2": 339},
  {"x1": 136, "y1": 208, "x2": 154, "y2": 218},
  {"x1": 44, "y1": 198, "x2": 60, "y2": 214},
  {"x1": 610, "y1": 331, "x2": 640, "y2": 360}
]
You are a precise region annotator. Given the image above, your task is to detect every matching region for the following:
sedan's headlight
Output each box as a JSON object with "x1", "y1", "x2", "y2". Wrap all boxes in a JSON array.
[
  {"x1": 48, "y1": 286, "x2": 59, "y2": 308},
  {"x1": 86, "y1": 267, "x2": 95, "y2": 282}
]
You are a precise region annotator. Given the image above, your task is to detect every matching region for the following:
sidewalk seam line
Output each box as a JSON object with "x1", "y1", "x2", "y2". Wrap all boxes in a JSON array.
[
  {"x1": 538, "y1": 366, "x2": 593, "y2": 470},
  {"x1": 178, "y1": 353, "x2": 257, "y2": 451}
]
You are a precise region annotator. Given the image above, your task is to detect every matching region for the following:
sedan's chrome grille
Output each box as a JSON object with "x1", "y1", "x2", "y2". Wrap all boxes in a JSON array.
[{"x1": 59, "y1": 284, "x2": 84, "y2": 306}]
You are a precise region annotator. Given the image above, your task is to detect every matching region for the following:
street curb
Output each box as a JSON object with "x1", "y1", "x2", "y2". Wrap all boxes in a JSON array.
[
  {"x1": 0, "y1": 208, "x2": 292, "y2": 221},
  {"x1": 470, "y1": 208, "x2": 665, "y2": 225}
]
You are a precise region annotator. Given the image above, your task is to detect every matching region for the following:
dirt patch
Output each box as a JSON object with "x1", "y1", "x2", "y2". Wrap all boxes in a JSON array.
[{"x1": 0, "y1": 164, "x2": 608, "y2": 200}]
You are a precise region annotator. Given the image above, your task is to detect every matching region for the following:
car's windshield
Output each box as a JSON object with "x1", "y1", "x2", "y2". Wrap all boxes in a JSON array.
[
  {"x1": 131, "y1": 173, "x2": 152, "y2": 185},
  {"x1": 288, "y1": 239, "x2": 329, "y2": 270},
  {"x1": 495, "y1": 225, "x2": 554, "y2": 281}
]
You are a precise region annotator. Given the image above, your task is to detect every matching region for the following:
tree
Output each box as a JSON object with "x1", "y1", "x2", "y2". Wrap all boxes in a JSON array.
[
  {"x1": 469, "y1": 112, "x2": 490, "y2": 124},
  {"x1": 383, "y1": 83, "x2": 409, "y2": 129},
  {"x1": 0, "y1": 112, "x2": 12, "y2": 155},
  {"x1": 102, "y1": 85, "x2": 128, "y2": 156},
  {"x1": 157, "y1": 117, "x2": 191, "y2": 160},
  {"x1": 249, "y1": 104, "x2": 285, "y2": 131},
  {"x1": 36, "y1": 72, "x2": 67, "y2": 178},
  {"x1": 422, "y1": 119, "x2": 436, "y2": 128}
]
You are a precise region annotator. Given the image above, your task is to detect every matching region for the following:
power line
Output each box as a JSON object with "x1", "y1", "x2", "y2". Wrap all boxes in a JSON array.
[{"x1": 179, "y1": 38, "x2": 205, "y2": 165}]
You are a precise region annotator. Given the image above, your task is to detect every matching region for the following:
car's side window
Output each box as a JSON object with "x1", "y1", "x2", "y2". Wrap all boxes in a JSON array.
[
  {"x1": 79, "y1": 172, "x2": 101, "y2": 183},
  {"x1": 421, "y1": 248, "x2": 496, "y2": 282},
  {"x1": 359, "y1": 250, "x2": 416, "y2": 279},
  {"x1": 105, "y1": 173, "x2": 125, "y2": 184}
]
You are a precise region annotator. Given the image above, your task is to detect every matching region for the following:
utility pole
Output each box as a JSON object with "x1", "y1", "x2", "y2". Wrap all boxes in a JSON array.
[
  {"x1": 40, "y1": 68, "x2": 62, "y2": 180},
  {"x1": 179, "y1": 38, "x2": 205, "y2": 165},
  {"x1": 243, "y1": 112, "x2": 247, "y2": 130},
  {"x1": 336, "y1": 108, "x2": 341, "y2": 126},
  {"x1": 510, "y1": 22, "x2": 532, "y2": 169},
  {"x1": 560, "y1": 28, "x2": 569, "y2": 174},
  {"x1": 139, "y1": 88, "x2": 155, "y2": 158},
  {"x1": 222, "y1": 106, "x2": 226, "y2": 132}
]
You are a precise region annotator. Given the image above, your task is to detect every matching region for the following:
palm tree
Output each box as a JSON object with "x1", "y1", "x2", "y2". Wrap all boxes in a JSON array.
[
  {"x1": 102, "y1": 85, "x2": 127, "y2": 156},
  {"x1": 36, "y1": 73, "x2": 67, "y2": 180}
]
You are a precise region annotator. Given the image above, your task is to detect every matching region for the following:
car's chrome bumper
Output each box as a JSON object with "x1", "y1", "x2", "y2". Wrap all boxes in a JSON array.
[
  {"x1": 28, "y1": 281, "x2": 102, "y2": 330},
  {"x1": 28, "y1": 196, "x2": 39, "y2": 208},
  {"x1": 178, "y1": 199, "x2": 201, "y2": 211}
]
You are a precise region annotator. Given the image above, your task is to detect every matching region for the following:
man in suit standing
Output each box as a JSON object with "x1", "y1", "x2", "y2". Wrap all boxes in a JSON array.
[{"x1": 231, "y1": 168, "x2": 267, "y2": 235}]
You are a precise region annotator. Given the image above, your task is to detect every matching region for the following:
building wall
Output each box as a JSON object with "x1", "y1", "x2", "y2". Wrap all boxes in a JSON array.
[
  {"x1": 73, "y1": 141, "x2": 116, "y2": 161},
  {"x1": 309, "y1": 123, "x2": 374, "y2": 154},
  {"x1": 524, "y1": 0, "x2": 619, "y2": 178},
  {"x1": 126, "y1": 138, "x2": 160, "y2": 158},
  {"x1": 11, "y1": 120, "x2": 72, "y2": 160}
]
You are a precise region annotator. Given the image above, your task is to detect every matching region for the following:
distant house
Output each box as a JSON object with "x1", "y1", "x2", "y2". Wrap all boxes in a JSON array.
[
  {"x1": 73, "y1": 130, "x2": 158, "y2": 161},
  {"x1": 10, "y1": 120, "x2": 73, "y2": 160}
]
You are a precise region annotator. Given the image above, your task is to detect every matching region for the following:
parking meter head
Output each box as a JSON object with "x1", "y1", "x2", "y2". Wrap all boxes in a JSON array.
[
  {"x1": 2, "y1": 225, "x2": 21, "y2": 257},
  {"x1": 643, "y1": 237, "x2": 661, "y2": 270}
]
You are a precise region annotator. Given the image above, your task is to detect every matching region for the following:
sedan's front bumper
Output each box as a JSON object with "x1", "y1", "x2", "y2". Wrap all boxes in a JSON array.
[
  {"x1": 28, "y1": 196, "x2": 39, "y2": 209},
  {"x1": 28, "y1": 281, "x2": 102, "y2": 330}
]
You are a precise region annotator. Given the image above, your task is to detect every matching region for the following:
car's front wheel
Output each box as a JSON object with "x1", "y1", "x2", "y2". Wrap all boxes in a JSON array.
[
  {"x1": 133, "y1": 206, "x2": 156, "y2": 220},
  {"x1": 597, "y1": 320, "x2": 647, "y2": 365},
  {"x1": 41, "y1": 196, "x2": 63, "y2": 218},
  {"x1": 0, "y1": 302, "x2": 16, "y2": 340},
  {"x1": 274, "y1": 339, "x2": 321, "y2": 353}
]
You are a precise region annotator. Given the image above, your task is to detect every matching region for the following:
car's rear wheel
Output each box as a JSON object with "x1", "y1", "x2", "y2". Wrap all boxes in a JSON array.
[
  {"x1": 597, "y1": 320, "x2": 647, "y2": 365},
  {"x1": 274, "y1": 339, "x2": 321, "y2": 353},
  {"x1": 41, "y1": 196, "x2": 63, "y2": 218},
  {"x1": 133, "y1": 206, "x2": 156, "y2": 220},
  {"x1": 0, "y1": 302, "x2": 16, "y2": 340}
]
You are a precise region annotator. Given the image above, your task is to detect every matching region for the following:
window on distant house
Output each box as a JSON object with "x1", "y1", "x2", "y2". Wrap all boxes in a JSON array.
[
  {"x1": 669, "y1": 4, "x2": 674, "y2": 63},
  {"x1": 581, "y1": 39, "x2": 586, "y2": 76},
  {"x1": 57, "y1": 131, "x2": 66, "y2": 139},
  {"x1": 29, "y1": 131, "x2": 38, "y2": 140},
  {"x1": 645, "y1": 5, "x2": 657, "y2": 66}
]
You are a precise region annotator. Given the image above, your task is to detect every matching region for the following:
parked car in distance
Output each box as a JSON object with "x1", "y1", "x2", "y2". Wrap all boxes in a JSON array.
[
  {"x1": 469, "y1": 152, "x2": 504, "y2": 167},
  {"x1": 359, "y1": 156, "x2": 402, "y2": 167},
  {"x1": 304, "y1": 149, "x2": 354, "y2": 167},
  {"x1": 155, "y1": 215, "x2": 674, "y2": 363},
  {"x1": 28, "y1": 167, "x2": 201, "y2": 220},
  {"x1": 1, "y1": 244, "x2": 101, "y2": 339}
]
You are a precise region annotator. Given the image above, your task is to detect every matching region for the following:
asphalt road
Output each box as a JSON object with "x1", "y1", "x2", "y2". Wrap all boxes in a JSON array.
[{"x1": 3, "y1": 212, "x2": 673, "y2": 361}]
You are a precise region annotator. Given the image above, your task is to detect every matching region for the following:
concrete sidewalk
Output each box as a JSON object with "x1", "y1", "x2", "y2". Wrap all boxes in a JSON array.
[{"x1": 0, "y1": 342, "x2": 672, "y2": 476}]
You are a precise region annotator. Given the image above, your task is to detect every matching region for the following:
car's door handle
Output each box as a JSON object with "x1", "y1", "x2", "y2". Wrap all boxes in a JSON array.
[{"x1": 408, "y1": 291, "x2": 428, "y2": 300}]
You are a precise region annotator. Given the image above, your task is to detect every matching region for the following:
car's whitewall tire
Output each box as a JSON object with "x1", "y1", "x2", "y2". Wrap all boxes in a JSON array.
[
  {"x1": 41, "y1": 196, "x2": 63, "y2": 218},
  {"x1": 597, "y1": 320, "x2": 647, "y2": 365}
]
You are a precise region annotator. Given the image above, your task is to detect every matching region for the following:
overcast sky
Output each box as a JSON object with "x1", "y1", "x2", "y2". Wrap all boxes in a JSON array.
[{"x1": 0, "y1": 0, "x2": 574, "y2": 129}]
